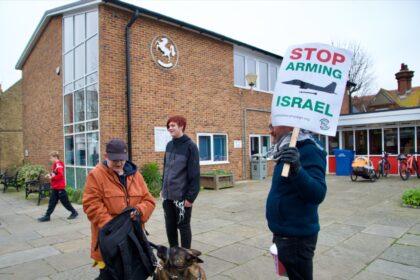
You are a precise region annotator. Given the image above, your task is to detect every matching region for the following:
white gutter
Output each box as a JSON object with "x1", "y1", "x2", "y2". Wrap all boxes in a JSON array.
[{"x1": 338, "y1": 107, "x2": 420, "y2": 126}]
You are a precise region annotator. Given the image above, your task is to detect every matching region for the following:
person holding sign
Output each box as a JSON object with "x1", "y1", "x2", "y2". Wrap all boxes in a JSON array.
[
  {"x1": 266, "y1": 42, "x2": 352, "y2": 280},
  {"x1": 266, "y1": 119, "x2": 327, "y2": 279}
]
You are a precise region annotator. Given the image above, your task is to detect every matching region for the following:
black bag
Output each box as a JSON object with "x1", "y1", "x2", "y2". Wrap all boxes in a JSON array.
[{"x1": 98, "y1": 207, "x2": 156, "y2": 280}]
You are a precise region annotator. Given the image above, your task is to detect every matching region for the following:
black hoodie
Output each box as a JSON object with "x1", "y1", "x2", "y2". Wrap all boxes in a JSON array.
[{"x1": 162, "y1": 134, "x2": 200, "y2": 202}]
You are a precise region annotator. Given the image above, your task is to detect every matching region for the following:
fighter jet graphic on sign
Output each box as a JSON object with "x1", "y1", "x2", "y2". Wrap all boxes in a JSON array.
[{"x1": 282, "y1": 79, "x2": 337, "y2": 95}]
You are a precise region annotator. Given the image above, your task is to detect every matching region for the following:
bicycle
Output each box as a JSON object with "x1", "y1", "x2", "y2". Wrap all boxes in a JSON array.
[
  {"x1": 376, "y1": 151, "x2": 391, "y2": 178},
  {"x1": 397, "y1": 153, "x2": 420, "y2": 180}
]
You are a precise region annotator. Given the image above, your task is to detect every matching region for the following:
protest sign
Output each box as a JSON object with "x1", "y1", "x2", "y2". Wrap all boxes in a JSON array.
[{"x1": 272, "y1": 43, "x2": 352, "y2": 176}]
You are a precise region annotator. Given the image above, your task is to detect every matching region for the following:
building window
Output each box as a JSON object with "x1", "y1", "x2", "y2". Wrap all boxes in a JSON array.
[
  {"x1": 400, "y1": 127, "x2": 415, "y2": 155},
  {"x1": 355, "y1": 130, "x2": 367, "y2": 155},
  {"x1": 384, "y1": 128, "x2": 398, "y2": 154},
  {"x1": 197, "y1": 134, "x2": 228, "y2": 164},
  {"x1": 342, "y1": 130, "x2": 354, "y2": 150},
  {"x1": 369, "y1": 129, "x2": 382, "y2": 155},
  {"x1": 269, "y1": 65, "x2": 278, "y2": 91},
  {"x1": 63, "y1": 10, "x2": 99, "y2": 189},
  {"x1": 234, "y1": 51, "x2": 279, "y2": 93},
  {"x1": 234, "y1": 54, "x2": 245, "y2": 87},
  {"x1": 250, "y1": 135, "x2": 271, "y2": 157},
  {"x1": 328, "y1": 133, "x2": 338, "y2": 155}
]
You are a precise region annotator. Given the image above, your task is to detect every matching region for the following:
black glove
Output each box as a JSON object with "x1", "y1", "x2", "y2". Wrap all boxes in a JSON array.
[{"x1": 278, "y1": 147, "x2": 301, "y2": 176}]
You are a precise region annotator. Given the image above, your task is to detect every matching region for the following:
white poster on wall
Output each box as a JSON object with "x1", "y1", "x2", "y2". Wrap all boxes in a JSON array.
[{"x1": 154, "y1": 127, "x2": 172, "y2": 152}]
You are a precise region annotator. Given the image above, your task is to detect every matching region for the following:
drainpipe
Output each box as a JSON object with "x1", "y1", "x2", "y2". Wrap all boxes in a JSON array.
[
  {"x1": 125, "y1": 10, "x2": 140, "y2": 161},
  {"x1": 242, "y1": 108, "x2": 271, "y2": 179}
]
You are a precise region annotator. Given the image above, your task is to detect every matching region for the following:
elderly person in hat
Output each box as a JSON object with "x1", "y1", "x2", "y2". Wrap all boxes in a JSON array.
[{"x1": 83, "y1": 138, "x2": 156, "y2": 279}]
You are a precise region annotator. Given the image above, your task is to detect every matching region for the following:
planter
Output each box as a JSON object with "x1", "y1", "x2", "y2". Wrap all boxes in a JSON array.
[{"x1": 200, "y1": 173, "x2": 234, "y2": 190}]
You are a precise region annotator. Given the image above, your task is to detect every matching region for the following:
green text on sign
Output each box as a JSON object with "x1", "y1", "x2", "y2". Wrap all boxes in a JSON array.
[{"x1": 275, "y1": 96, "x2": 333, "y2": 117}]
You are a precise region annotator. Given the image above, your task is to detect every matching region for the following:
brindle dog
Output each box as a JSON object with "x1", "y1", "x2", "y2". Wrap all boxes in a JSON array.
[{"x1": 153, "y1": 245, "x2": 207, "y2": 280}]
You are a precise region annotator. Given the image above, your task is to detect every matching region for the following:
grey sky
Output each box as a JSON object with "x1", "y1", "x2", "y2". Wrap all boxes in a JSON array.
[{"x1": 1, "y1": 0, "x2": 419, "y2": 94}]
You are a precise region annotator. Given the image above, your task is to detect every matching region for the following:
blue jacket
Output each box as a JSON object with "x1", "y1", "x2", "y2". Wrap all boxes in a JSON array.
[{"x1": 266, "y1": 139, "x2": 327, "y2": 237}]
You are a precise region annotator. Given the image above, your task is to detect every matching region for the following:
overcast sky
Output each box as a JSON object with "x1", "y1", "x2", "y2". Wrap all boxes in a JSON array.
[{"x1": 1, "y1": 0, "x2": 419, "y2": 94}]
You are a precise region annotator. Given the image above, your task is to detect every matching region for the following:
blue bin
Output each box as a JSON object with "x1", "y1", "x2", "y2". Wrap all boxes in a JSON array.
[{"x1": 333, "y1": 149, "x2": 355, "y2": 176}]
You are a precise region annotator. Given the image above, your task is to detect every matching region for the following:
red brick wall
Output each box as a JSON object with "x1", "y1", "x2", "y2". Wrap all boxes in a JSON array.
[
  {"x1": 21, "y1": 16, "x2": 63, "y2": 168},
  {"x1": 99, "y1": 6, "x2": 273, "y2": 179}
]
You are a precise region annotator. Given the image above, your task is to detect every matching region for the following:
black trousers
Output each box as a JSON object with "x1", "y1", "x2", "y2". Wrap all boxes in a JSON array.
[
  {"x1": 273, "y1": 234, "x2": 318, "y2": 280},
  {"x1": 163, "y1": 200, "x2": 192, "y2": 249},
  {"x1": 45, "y1": 189, "x2": 76, "y2": 217}
]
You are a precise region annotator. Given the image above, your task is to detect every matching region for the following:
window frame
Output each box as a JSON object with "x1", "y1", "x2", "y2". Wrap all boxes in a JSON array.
[
  {"x1": 233, "y1": 47, "x2": 281, "y2": 94},
  {"x1": 249, "y1": 134, "x2": 271, "y2": 159},
  {"x1": 197, "y1": 133, "x2": 229, "y2": 165},
  {"x1": 62, "y1": 9, "x2": 99, "y2": 189}
]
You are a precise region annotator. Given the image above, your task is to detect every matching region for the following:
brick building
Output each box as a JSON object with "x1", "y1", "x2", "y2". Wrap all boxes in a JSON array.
[
  {"x1": 16, "y1": 0, "x2": 283, "y2": 188},
  {"x1": 0, "y1": 80, "x2": 24, "y2": 170}
]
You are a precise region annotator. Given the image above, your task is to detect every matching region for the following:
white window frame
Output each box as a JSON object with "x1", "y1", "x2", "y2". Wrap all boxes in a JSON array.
[
  {"x1": 233, "y1": 46, "x2": 281, "y2": 94},
  {"x1": 249, "y1": 134, "x2": 271, "y2": 158},
  {"x1": 197, "y1": 133, "x2": 229, "y2": 165},
  {"x1": 62, "y1": 8, "x2": 100, "y2": 189}
]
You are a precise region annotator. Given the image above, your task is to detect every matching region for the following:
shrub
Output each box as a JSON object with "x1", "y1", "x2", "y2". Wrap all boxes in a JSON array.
[
  {"x1": 200, "y1": 169, "x2": 232, "y2": 176},
  {"x1": 402, "y1": 188, "x2": 420, "y2": 207},
  {"x1": 16, "y1": 164, "x2": 47, "y2": 189},
  {"x1": 141, "y1": 162, "x2": 162, "y2": 197},
  {"x1": 65, "y1": 186, "x2": 83, "y2": 204}
]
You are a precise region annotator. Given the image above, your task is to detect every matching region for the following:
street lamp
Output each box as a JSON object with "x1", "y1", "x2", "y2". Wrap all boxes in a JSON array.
[{"x1": 245, "y1": 73, "x2": 257, "y2": 93}]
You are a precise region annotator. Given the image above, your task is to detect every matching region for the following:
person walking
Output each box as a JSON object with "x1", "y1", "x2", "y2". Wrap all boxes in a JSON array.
[
  {"x1": 83, "y1": 138, "x2": 156, "y2": 279},
  {"x1": 38, "y1": 151, "x2": 78, "y2": 222},
  {"x1": 162, "y1": 115, "x2": 200, "y2": 249},
  {"x1": 266, "y1": 118, "x2": 327, "y2": 280}
]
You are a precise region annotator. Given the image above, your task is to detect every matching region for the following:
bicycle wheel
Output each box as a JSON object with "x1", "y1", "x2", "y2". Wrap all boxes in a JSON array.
[
  {"x1": 413, "y1": 160, "x2": 420, "y2": 178},
  {"x1": 399, "y1": 161, "x2": 410, "y2": 181},
  {"x1": 383, "y1": 161, "x2": 390, "y2": 177}
]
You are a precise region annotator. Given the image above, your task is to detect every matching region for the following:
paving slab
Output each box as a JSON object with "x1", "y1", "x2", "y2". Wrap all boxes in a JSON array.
[
  {"x1": 362, "y1": 224, "x2": 408, "y2": 238},
  {"x1": 49, "y1": 264, "x2": 98, "y2": 280},
  {"x1": 380, "y1": 244, "x2": 420, "y2": 268},
  {"x1": 200, "y1": 255, "x2": 237, "y2": 277},
  {"x1": 194, "y1": 230, "x2": 246, "y2": 248},
  {"x1": 44, "y1": 249, "x2": 92, "y2": 272},
  {"x1": 408, "y1": 223, "x2": 420, "y2": 234},
  {"x1": 397, "y1": 233, "x2": 420, "y2": 247},
  {"x1": 0, "y1": 259, "x2": 56, "y2": 280},
  {"x1": 0, "y1": 246, "x2": 60, "y2": 269},
  {"x1": 220, "y1": 255, "x2": 280, "y2": 280},
  {"x1": 207, "y1": 243, "x2": 266, "y2": 265},
  {"x1": 367, "y1": 259, "x2": 420, "y2": 280},
  {"x1": 351, "y1": 270, "x2": 400, "y2": 280}
]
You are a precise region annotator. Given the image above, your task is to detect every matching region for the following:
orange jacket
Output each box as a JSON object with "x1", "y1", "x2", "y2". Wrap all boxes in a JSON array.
[{"x1": 83, "y1": 161, "x2": 156, "y2": 261}]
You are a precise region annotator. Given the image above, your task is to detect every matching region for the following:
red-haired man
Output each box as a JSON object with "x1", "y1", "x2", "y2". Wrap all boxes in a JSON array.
[{"x1": 161, "y1": 115, "x2": 200, "y2": 249}]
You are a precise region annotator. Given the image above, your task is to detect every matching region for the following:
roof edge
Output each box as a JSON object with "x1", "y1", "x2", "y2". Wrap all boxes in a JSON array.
[
  {"x1": 16, "y1": 0, "x2": 282, "y2": 70},
  {"x1": 15, "y1": 0, "x2": 102, "y2": 70}
]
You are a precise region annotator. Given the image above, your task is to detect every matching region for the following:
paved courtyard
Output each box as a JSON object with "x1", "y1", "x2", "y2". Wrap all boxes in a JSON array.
[{"x1": 1, "y1": 175, "x2": 419, "y2": 279}]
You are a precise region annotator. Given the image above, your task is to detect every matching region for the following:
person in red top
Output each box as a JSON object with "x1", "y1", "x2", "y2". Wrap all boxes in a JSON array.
[{"x1": 38, "y1": 151, "x2": 78, "y2": 222}]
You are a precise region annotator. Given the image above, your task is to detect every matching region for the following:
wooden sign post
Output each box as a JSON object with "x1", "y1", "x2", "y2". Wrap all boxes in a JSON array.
[{"x1": 281, "y1": 127, "x2": 300, "y2": 177}]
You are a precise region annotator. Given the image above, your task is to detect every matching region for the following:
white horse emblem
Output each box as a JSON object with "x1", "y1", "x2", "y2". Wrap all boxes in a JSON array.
[{"x1": 152, "y1": 36, "x2": 178, "y2": 69}]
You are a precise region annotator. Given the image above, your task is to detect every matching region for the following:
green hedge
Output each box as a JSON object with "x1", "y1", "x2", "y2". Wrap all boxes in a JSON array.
[
  {"x1": 140, "y1": 162, "x2": 161, "y2": 197},
  {"x1": 402, "y1": 188, "x2": 420, "y2": 207}
]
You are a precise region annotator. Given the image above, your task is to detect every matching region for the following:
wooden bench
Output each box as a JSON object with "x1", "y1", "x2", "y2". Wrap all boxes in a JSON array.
[
  {"x1": 1, "y1": 169, "x2": 20, "y2": 193},
  {"x1": 25, "y1": 176, "x2": 51, "y2": 205}
]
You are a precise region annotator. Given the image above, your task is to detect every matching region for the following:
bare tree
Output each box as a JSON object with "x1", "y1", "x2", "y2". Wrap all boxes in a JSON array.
[{"x1": 332, "y1": 41, "x2": 375, "y2": 96}]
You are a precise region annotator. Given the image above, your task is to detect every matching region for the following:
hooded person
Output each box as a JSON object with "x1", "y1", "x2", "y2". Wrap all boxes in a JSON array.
[{"x1": 83, "y1": 138, "x2": 156, "y2": 280}]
